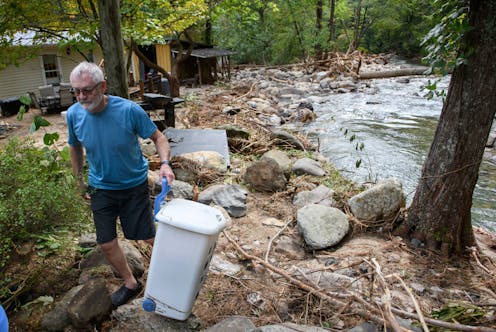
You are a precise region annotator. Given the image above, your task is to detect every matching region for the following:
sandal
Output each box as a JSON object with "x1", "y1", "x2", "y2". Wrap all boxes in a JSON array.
[{"x1": 111, "y1": 281, "x2": 143, "y2": 307}]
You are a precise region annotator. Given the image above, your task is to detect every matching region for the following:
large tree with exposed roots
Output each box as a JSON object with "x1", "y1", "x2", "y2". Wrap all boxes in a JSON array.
[{"x1": 396, "y1": 0, "x2": 496, "y2": 256}]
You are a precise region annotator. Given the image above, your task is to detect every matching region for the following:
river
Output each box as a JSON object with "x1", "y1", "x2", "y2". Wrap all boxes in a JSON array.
[{"x1": 302, "y1": 72, "x2": 496, "y2": 232}]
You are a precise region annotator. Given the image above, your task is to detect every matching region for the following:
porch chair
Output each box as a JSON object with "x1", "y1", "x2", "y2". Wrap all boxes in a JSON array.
[
  {"x1": 58, "y1": 83, "x2": 74, "y2": 109},
  {"x1": 38, "y1": 85, "x2": 60, "y2": 113}
]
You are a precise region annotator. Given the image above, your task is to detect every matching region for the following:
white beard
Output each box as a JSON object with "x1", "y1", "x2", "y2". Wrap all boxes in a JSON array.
[{"x1": 80, "y1": 94, "x2": 104, "y2": 112}]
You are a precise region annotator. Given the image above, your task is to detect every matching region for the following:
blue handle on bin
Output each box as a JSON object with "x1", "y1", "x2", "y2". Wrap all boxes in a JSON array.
[{"x1": 154, "y1": 178, "x2": 170, "y2": 219}]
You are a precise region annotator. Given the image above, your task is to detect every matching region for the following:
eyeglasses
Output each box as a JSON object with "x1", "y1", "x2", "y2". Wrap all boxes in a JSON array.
[{"x1": 71, "y1": 82, "x2": 101, "y2": 96}]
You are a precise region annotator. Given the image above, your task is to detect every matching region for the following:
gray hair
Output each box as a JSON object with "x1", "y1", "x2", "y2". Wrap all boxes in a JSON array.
[{"x1": 70, "y1": 61, "x2": 104, "y2": 84}]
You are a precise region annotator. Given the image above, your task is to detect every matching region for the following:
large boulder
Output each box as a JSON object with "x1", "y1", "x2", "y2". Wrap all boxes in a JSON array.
[
  {"x1": 244, "y1": 158, "x2": 287, "y2": 192},
  {"x1": 297, "y1": 204, "x2": 349, "y2": 250},
  {"x1": 348, "y1": 178, "x2": 405, "y2": 222}
]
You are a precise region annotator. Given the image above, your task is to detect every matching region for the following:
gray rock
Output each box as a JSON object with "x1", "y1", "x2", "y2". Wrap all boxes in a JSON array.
[
  {"x1": 261, "y1": 149, "x2": 292, "y2": 176},
  {"x1": 216, "y1": 124, "x2": 250, "y2": 139},
  {"x1": 79, "y1": 233, "x2": 97, "y2": 248},
  {"x1": 67, "y1": 278, "x2": 112, "y2": 328},
  {"x1": 140, "y1": 138, "x2": 156, "y2": 157},
  {"x1": 296, "y1": 267, "x2": 362, "y2": 292},
  {"x1": 179, "y1": 150, "x2": 228, "y2": 173},
  {"x1": 244, "y1": 158, "x2": 287, "y2": 192},
  {"x1": 279, "y1": 87, "x2": 305, "y2": 95},
  {"x1": 253, "y1": 323, "x2": 328, "y2": 331},
  {"x1": 292, "y1": 158, "x2": 326, "y2": 177},
  {"x1": 170, "y1": 180, "x2": 194, "y2": 200},
  {"x1": 349, "y1": 322, "x2": 379, "y2": 332},
  {"x1": 198, "y1": 184, "x2": 248, "y2": 217},
  {"x1": 204, "y1": 316, "x2": 256, "y2": 332},
  {"x1": 79, "y1": 240, "x2": 145, "y2": 278},
  {"x1": 274, "y1": 236, "x2": 306, "y2": 260},
  {"x1": 293, "y1": 184, "x2": 335, "y2": 208},
  {"x1": 41, "y1": 285, "x2": 84, "y2": 331},
  {"x1": 78, "y1": 265, "x2": 114, "y2": 285},
  {"x1": 209, "y1": 255, "x2": 241, "y2": 276},
  {"x1": 270, "y1": 129, "x2": 305, "y2": 150},
  {"x1": 222, "y1": 106, "x2": 242, "y2": 115},
  {"x1": 319, "y1": 77, "x2": 332, "y2": 89},
  {"x1": 348, "y1": 178, "x2": 406, "y2": 222},
  {"x1": 258, "y1": 114, "x2": 282, "y2": 126},
  {"x1": 110, "y1": 298, "x2": 201, "y2": 331},
  {"x1": 297, "y1": 204, "x2": 349, "y2": 249}
]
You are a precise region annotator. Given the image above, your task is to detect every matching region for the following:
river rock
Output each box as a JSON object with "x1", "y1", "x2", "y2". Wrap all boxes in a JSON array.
[
  {"x1": 41, "y1": 285, "x2": 84, "y2": 331},
  {"x1": 198, "y1": 184, "x2": 248, "y2": 217},
  {"x1": 179, "y1": 150, "x2": 228, "y2": 173},
  {"x1": 244, "y1": 158, "x2": 287, "y2": 192},
  {"x1": 139, "y1": 138, "x2": 156, "y2": 157},
  {"x1": 110, "y1": 298, "x2": 201, "y2": 331},
  {"x1": 261, "y1": 149, "x2": 292, "y2": 177},
  {"x1": 292, "y1": 157, "x2": 326, "y2": 176},
  {"x1": 270, "y1": 129, "x2": 305, "y2": 150},
  {"x1": 79, "y1": 240, "x2": 145, "y2": 278},
  {"x1": 348, "y1": 178, "x2": 406, "y2": 222},
  {"x1": 255, "y1": 323, "x2": 329, "y2": 331},
  {"x1": 293, "y1": 184, "x2": 335, "y2": 208},
  {"x1": 204, "y1": 316, "x2": 256, "y2": 332},
  {"x1": 295, "y1": 267, "x2": 362, "y2": 293},
  {"x1": 67, "y1": 278, "x2": 112, "y2": 328},
  {"x1": 258, "y1": 113, "x2": 282, "y2": 126},
  {"x1": 288, "y1": 107, "x2": 316, "y2": 123},
  {"x1": 296, "y1": 204, "x2": 349, "y2": 249},
  {"x1": 216, "y1": 124, "x2": 250, "y2": 139},
  {"x1": 170, "y1": 180, "x2": 194, "y2": 200},
  {"x1": 274, "y1": 235, "x2": 306, "y2": 260},
  {"x1": 209, "y1": 255, "x2": 242, "y2": 276}
]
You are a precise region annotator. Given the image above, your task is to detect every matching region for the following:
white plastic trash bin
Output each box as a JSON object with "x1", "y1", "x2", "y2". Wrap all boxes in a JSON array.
[{"x1": 142, "y1": 198, "x2": 227, "y2": 320}]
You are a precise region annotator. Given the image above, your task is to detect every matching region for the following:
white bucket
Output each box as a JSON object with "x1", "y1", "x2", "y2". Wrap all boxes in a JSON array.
[{"x1": 142, "y1": 198, "x2": 226, "y2": 320}]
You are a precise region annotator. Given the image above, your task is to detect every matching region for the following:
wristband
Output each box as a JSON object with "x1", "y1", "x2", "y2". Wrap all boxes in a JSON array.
[{"x1": 160, "y1": 160, "x2": 170, "y2": 166}]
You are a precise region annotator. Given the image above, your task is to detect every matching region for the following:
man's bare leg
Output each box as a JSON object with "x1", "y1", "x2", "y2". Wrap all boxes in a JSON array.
[{"x1": 99, "y1": 238, "x2": 137, "y2": 289}]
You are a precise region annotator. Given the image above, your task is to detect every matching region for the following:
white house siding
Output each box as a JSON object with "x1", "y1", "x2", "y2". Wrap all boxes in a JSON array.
[{"x1": 0, "y1": 46, "x2": 103, "y2": 100}]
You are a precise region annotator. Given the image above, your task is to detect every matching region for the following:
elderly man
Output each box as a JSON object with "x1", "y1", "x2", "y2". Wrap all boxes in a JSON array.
[{"x1": 67, "y1": 61, "x2": 175, "y2": 307}]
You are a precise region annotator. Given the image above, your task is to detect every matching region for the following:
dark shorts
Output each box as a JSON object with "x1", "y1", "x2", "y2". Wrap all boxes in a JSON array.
[{"x1": 89, "y1": 180, "x2": 156, "y2": 244}]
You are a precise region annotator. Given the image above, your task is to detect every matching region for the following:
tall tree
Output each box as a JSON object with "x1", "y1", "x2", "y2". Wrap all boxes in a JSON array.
[
  {"x1": 315, "y1": 0, "x2": 323, "y2": 59},
  {"x1": 396, "y1": 0, "x2": 496, "y2": 256},
  {"x1": 327, "y1": 0, "x2": 337, "y2": 44},
  {"x1": 98, "y1": 0, "x2": 128, "y2": 97}
]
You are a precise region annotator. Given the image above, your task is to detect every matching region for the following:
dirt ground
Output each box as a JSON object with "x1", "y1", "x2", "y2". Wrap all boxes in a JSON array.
[{"x1": 2, "y1": 82, "x2": 496, "y2": 331}]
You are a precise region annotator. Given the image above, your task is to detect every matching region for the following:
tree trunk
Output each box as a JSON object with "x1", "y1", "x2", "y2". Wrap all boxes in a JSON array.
[
  {"x1": 359, "y1": 67, "x2": 429, "y2": 79},
  {"x1": 396, "y1": 0, "x2": 496, "y2": 256},
  {"x1": 351, "y1": 0, "x2": 362, "y2": 52},
  {"x1": 314, "y1": 0, "x2": 323, "y2": 60},
  {"x1": 98, "y1": 0, "x2": 128, "y2": 98},
  {"x1": 327, "y1": 0, "x2": 336, "y2": 44}
]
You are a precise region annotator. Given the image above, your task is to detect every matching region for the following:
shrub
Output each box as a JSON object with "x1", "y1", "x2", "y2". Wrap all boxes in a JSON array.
[{"x1": 0, "y1": 138, "x2": 90, "y2": 271}]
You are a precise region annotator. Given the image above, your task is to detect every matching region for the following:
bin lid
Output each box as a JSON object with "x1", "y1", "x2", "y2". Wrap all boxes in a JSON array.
[{"x1": 155, "y1": 199, "x2": 227, "y2": 235}]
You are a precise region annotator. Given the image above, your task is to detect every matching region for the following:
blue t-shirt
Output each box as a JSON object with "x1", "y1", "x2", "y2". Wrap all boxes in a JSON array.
[{"x1": 67, "y1": 95, "x2": 157, "y2": 190}]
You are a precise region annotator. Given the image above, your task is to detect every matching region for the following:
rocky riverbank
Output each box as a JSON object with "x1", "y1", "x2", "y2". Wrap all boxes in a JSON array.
[{"x1": 3, "y1": 54, "x2": 496, "y2": 331}]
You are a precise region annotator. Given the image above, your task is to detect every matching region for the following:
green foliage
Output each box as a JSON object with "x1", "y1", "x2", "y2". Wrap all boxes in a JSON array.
[
  {"x1": 420, "y1": 79, "x2": 446, "y2": 100},
  {"x1": 212, "y1": 0, "x2": 439, "y2": 65},
  {"x1": 430, "y1": 302, "x2": 487, "y2": 329},
  {"x1": 121, "y1": 0, "x2": 208, "y2": 44},
  {"x1": 0, "y1": 138, "x2": 90, "y2": 272},
  {"x1": 421, "y1": 0, "x2": 470, "y2": 73},
  {"x1": 361, "y1": 0, "x2": 436, "y2": 57}
]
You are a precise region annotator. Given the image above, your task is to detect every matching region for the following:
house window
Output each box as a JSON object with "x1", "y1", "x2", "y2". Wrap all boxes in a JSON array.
[{"x1": 42, "y1": 54, "x2": 61, "y2": 85}]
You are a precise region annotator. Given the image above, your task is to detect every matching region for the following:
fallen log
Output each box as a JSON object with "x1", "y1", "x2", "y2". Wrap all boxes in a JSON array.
[{"x1": 359, "y1": 67, "x2": 430, "y2": 79}]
